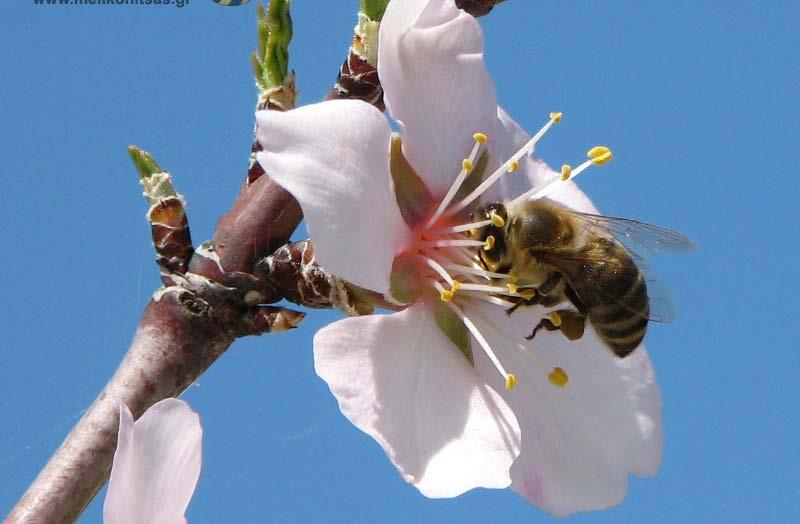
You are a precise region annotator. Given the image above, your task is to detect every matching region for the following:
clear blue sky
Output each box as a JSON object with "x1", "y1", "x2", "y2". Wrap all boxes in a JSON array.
[{"x1": 1, "y1": 1, "x2": 798, "y2": 522}]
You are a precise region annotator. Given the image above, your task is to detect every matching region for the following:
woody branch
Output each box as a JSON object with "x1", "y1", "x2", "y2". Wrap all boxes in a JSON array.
[{"x1": 5, "y1": 1, "x2": 505, "y2": 522}]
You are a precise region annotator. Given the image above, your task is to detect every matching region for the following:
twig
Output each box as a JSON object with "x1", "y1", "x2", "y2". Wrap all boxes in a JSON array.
[
  {"x1": 6, "y1": 3, "x2": 301, "y2": 521},
  {"x1": 7, "y1": 1, "x2": 505, "y2": 521}
]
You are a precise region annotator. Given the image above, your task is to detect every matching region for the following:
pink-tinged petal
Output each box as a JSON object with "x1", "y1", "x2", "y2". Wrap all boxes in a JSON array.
[
  {"x1": 468, "y1": 302, "x2": 662, "y2": 516},
  {"x1": 489, "y1": 107, "x2": 599, "y2": 214},
  {"x1": 314, "y1": 304, "x2": 520, "y2": 497},
  {"x1": 378, "y1": 0, "x2": 498, "y2": 198},
  {"x1": 104, "y1": 399, "x2": 202, "y2": 524},
  {"x1": 256, "y1": 100, "x2": 410, "y2": 295}
]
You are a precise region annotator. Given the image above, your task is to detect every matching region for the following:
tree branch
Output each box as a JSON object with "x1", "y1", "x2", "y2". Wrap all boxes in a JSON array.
[{"x1": 6, "y1": 0, "x2": 503, "y2": 520}]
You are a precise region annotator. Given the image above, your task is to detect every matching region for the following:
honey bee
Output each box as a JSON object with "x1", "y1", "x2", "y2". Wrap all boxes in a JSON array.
[{"x1": 472, "y1": 198, "x2": 694, "y2": 357}]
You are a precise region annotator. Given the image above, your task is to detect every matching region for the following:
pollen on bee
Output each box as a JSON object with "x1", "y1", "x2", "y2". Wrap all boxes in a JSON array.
[
  {"x1": 560, "y1": 164, "x2": 572, "y2": 181},
  {"x1": 483, "y1": 235, "x2": 495, "y2": 251},
  {"x1": 507, "y1": 160, "x2": 520, "y2": 173},
  {"x1": 548, "y1": 311, "x2": 562, "y2": 327},
  {"x1": 548, "y1": 367, "x2": 569, "y2": 388},
  {"x1": 490, "y1": 210, "x2": 505, "y2": 227},
  {"x1": 549, "y1": 111, "x2": 563, "y2": 123},
  {"x1": 506, "y1": 281, "x2": 519, "y2": 294},
  {"x1": 462, "y1": 159, "x2": 475, "y2": 174},
  {"x1": 473, "y1": 132, "x2": 488, "y2": 144},
  {"x1": 505, "y1": 373, "x2": 517, "y2": 390}
]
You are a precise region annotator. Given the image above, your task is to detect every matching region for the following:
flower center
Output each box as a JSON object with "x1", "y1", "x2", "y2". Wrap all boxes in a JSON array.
[{"x1": 402, "y1": 112, "x2": 612, "y2": 391}]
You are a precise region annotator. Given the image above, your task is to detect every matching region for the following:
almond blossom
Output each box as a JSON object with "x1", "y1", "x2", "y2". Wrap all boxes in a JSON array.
[
  {"x1": 256, "y1": 0, "x2": 661, "y2": 516},
  {"x1": 103, "y1": 399, "x2": 202, "y2": 524}
]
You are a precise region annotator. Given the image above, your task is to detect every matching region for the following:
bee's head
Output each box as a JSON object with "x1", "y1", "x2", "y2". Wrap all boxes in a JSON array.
[{"x1": 471, "y1": 202, "x2": 510, "y2": 272}]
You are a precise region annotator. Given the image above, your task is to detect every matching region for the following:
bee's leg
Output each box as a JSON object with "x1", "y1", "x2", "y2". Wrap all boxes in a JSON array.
[
  {"x1": 525, "y1": 316, "x2": 559, "y2": 340},
  {"x1": 505, "y1": 300, "x2": 525, "y2": 316},
  {"x1": 563, "y1": 283, "x2": 588, "y2": 315},
  {"x1": 506, "y1": 273, "x2": 564, "y2": 316},
  {"x1": 526, "y1": 310, "x2": 586, "y2": 341},
  {"x1": 537, "y1": 272, "x2": 563, "y2": 296}
]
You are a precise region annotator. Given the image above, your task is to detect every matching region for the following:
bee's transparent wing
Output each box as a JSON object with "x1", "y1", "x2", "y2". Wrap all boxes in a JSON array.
[
  {"x1": 553, "y1": 211, "x2": 694, "y2": 323},
  {"x1": 570, "y1": 211, "x2": 697, "y2": 254}
]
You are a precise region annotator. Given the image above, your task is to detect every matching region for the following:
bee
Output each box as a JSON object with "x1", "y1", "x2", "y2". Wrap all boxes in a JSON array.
[{"x1": 472, "y1": 198, "x2": 694, "y2": 358}]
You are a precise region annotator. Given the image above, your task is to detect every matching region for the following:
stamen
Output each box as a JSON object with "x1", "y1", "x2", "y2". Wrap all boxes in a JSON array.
[
  {"x1": 444, "y1": 263, "x2": 511, "y2": 280},
  {"x1": 548, "y1": 367, "x2": 569, "y2": 388},
  {"x1": 443, "y1": 219, "x2": 492, "y2": 234},
  {"x1": 473, "y1": 132, "x2": 488, "y2": 144},
  {"x1": 439, "y1": 245, "x2": 480, "y2": 268},
  {"x1": 446, "y1": 113, "x2": 562, "y2": 217},
  {"x1": 587, "y1": 145, "x2": 613, "y2": 165},
  {"x1": 446, "y1": 301, "x2": 515, "y2": 386},
  {"x1": 468, "y1": 293, "x2": 516, "y2": 308},
  {"x1": 421, "y1": 256, "x2": 455, "y2": 286},
  {"x1": 459, "y1": 283, "x2": 521, "y2": 296},
  {"x1": 560, "y1": 164, "x2": 572, "y2": 180},
  {"x1": 467, "y1": 306, "x2": 566, "y2": 390},
  {"x1": 430, "y1": 279, "x2": 454, "y2": 302},
  {"x1": 424, "y1": 135, "x2": 485, "y2": 228},
  {"x1": 420, "y1": 239, "x2": 486, "y2": 249},
  {"x1": 506, "y1": 281, "x2": 518, "y2": 294},
  {"x1": 483, "y1": 235, "x2": 495, "y2": 251},
  {"x1": 509, "y1": 146, "x2": 613, "y2": 206}
]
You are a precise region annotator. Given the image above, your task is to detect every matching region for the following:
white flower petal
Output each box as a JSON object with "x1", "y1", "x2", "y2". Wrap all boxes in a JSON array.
[
  {"x1": 378, "y1": 0, "x2": 498, "y2": 197},
  {"x1": 314, "y1": 304, "x2": 521, "y2": 497},
  {"x1": 489, "y1": 107, "x2": 599, "y2": 214},
  {"x1": 256, "y1": 100, "x2": 410, "y2": 295},
  {"x1": 468, "y1": 302, "x2": 662, "y2": 516},
  {"x1": 104, "y1": 399, "x2": 202, "y2": 524}
]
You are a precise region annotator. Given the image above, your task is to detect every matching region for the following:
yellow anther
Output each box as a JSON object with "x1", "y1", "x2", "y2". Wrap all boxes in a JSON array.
[
  {"x1": 505, "y1": 373, "x2": 517, "y2": 390},
  {"x1": 462, "y1": 159, "x2": 475, "y2": 174},
  {"x1": 450, "y1": 280, "x2": 462, "y2": 292},
  {"x1": 469, "y1": 228, "x2": 478, "y2": 237},
  {"x1": 507, "y1": 160, "x2": 520, "y2": 173},
  {"x1": 560, "y1": 164, "x2": 572, "y2": 181},
  {"x1": 440, "y1": 289, "x2": 454, "y2": 302},
  {"x1": 506, "y1": 282, "x2": 519, "y2": 294},
  {"x1": 519, "y1": 289, "x2": 536, "y2": 301},
  {"x1": 490, "y1": 211, "x2": 505, "y2": 227},
  {"x1": 587, "y1": 145, "x2": 613, "y2": 165},
  {"x1": 548, "y1": 367, "x2": 569, "y2": 388},
  {"x1": 483, "y1": 235, "x2": 495, "y2": 251},
  {"x1": 473, "y1": 132, "x2": 488, "y2": 144},
  {"x1": 548, "y1": 311, "x2": 562, "y2": 327},
  {"x1": 549, "y1": 112, "x2": 563, "y2": 123}
]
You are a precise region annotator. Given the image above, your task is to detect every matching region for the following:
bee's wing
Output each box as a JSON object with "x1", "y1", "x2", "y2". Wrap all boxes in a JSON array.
[
  {"x1": 548, "y1": 210, "x2": 693, "y2": 324},
  {"x1": 569, "y1": 211, "x2": 697, "y2": 254},
  {"x1": 549, "y1": 250, "x2": 677, "y2": 323}
]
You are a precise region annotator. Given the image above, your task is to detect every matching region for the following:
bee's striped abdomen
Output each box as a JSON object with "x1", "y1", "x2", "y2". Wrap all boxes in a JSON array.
[{"x1": 589, "y1": 272, "x2": 649, "y2": 358}]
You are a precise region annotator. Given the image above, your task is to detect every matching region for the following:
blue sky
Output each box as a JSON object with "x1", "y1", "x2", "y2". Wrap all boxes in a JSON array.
[{"x1": 1, "y1": 1, "x2": 799, "y2": 522}]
